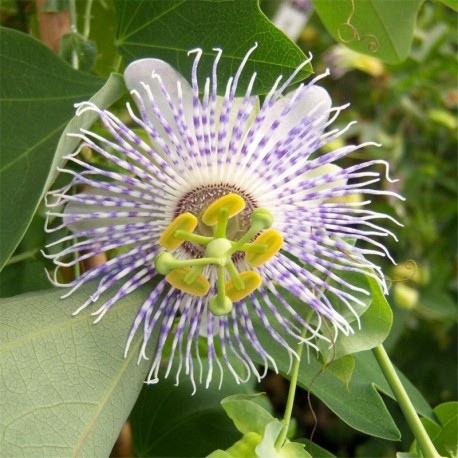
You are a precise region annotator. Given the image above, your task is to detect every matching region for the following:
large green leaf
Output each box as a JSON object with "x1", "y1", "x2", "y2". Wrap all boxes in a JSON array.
[
  {"x1": 114, "y1": 0, "x2": 312, "y2": 96},
  {"x1": 130, "y1": 368, "x2": 252, "y2": 457},
  {"x1": 0, "y1": 284, "x2": 154, "y2": 456},
  {"x1": 313, "y1": 0, "x2": 424, "y2": 63},
  {"x1": 412, "y1": 402, "x2": 458, "y2": 457},
  {"x1": 44, "y1": 72, "x2": 126, "y2": 192},
  {"x1": 320, "y1": 275, "x2": 393, "y2": 363},
  {"x1": 250, "y1": 320, "x2": 399, "y2": 438},
  {"x1": 355, "y1": 351, "x2": 433, "y2": 423},
  {"x1": 0, "y1": 27, "x2": 104, "y2": 271},
  {"x1": 249, "y1": 275, "x2": 432, "y2": 439}
]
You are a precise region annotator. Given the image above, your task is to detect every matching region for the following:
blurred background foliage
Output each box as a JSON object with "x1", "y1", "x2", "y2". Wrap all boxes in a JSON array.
[{"x1": 0, "y1": 0, "x2": 456, "y2": 456}]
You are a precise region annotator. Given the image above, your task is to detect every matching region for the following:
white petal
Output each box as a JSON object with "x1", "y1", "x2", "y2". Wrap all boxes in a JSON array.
[
  {"x1": 304, "y1": 163, "x2": 347, "y2": 192},
  {"x1": 64, "y1": 188, "x2": 150, "y2": 232},
  {"x1": 124, "y1": 58, "x2": 194, "y2": 135},
  {"x1": 253, "y1": 85, "x2": 332, "y2": 155}
]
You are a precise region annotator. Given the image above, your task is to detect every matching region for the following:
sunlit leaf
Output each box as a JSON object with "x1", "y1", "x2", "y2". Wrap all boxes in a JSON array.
[
  {"x1": 0, "y1": 284, "x2": 153, "y2": 456},
  {"x1": 255, "y1": 420, "x2": 311, "y2": 457},
  {"x1": 221, "y1": 393, "x2": 274, "y2": 436},
  {"x1": 313, "y1": 0, "x2": 424, "y2": 63},
  {"x1": 114, "y1": 0, "x2": 312, "y2": 96}
]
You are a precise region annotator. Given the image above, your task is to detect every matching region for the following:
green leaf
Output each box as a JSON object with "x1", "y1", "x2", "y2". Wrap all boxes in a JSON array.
[
  {"x1": 59, "y1": 32, "x2": 97, "y2": 72},
  {"x1": 326, "y1": 355, "x2": 355, "y2": 389},
  {"x1": 320, "y1": 275, "x2": 393, "y2": 363},
  {"x1": 207, "y1": 449, "x2": 234, "y2": 458},
  {"x1": 114, "y1": 0, "x2": 312, "y2": 96},
  {"x1": 311, "y1": 352, "x2": 401, "y2": 440},
  {"x1": 44, "y1": 72, "x2": 126, "y2": 192},
  {"x1": 78, "y1": 0, "x2": 120, "y2": 77},
  {"x1": 130, "y1": 371, "x2": 247, "y2": 457},
  {"x1": 250, "y1": 320, "x2": 401, "y2": 439},
  {"x1": 0, "y1": 27, "x2": 104, "y2": 271},
  {"x1": 355, "y1": 350, "x2": 434, "y2": 421},
  {"x1": 0, "y1": 284, "x2": 154, "y2": 456},
  {"x1": 412, "y1": 402, "x2": 458, "y2": 457},
  {"x1": 250, "y1": 323, "x2": 432, "y2": 439},
  {"x1": 255, "y1": 421, "x2": 311, "y2": 457},
  {"x1": 220, "y1": 393, "x2": 275, "y2": 436},
  {"x1": 0, "y1": 213, "x2": 52, "y2": 297},
  {"x1": 211, "y1": 432, "x2": 262, "y2": 457},
  {"x1": 416, "y1": 289, "x2": 458, "y2": 321},
  {"x1": 300, "y1": 439, "x2": 337, "y2": 457},
  {"x1": 437, "y1": 0, "x2": 458, "y2": 12},
  {"x1": 313, "y1": 0, "x2": 424, "y2": 63}
]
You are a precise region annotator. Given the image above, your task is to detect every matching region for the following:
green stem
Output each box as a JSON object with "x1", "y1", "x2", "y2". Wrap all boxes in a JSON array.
[
  {"x1": 217, "y1": 264, "x2": 226, "y2": 304},
  {"x1": 174, "y1": 230, "x2": 212, "y2": 245},
  {"x1": 175, "y1": 257, "x2": 221, "y2": 269},
  {"x1": 229, "y1": 222, "x2": 263, "y2": 254},
  {"x1": 226, "y1": 261, "x2": 243, "y2": 290},
  {"x1": 113, "y1": 54, "x2": 123, "y2": 73},
  {"x1": 6, "y1": 249, "x2": 39, "y2": 265},
  {"x1": 373, "y1": 345, "x2": 441, "y2": 458},
  {"x1": 68, "y1": 0, "x2": 79, "y2": 69},
  {"x1": 215, "y1": 208, "x2": 229, "y2": 238},
  {"x1": 275, "y1": 328, "x2": 307, "y2": 449},
  {"x1": 82, "y1": 0, "x2": 94, "y2": 39}
]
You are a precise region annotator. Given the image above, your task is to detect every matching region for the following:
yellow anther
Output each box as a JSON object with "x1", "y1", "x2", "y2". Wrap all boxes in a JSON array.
[
  {"x1": 246, "y1": 229, "x2": 284, "y2": 267},
  {"x1": 166, "y1": 267, "x2": 210, "y2": 296},
  {"x1": 202, "y1": 193, "x2": 245, "y2": 226},
  {"x1": 159, "y1": 213, "x2": 198, "y2": 250},
  {"x1": 226, "y1": 270, "x2": 262, "y2": 302}
]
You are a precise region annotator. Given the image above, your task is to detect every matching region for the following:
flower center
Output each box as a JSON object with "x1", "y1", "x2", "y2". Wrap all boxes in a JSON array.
[
  {"x1": 155, "y1": 193, "x2": 283, "y2": 316},
  {"x1": 175, "y1": 184, "x2": 257, "y2": 257}
]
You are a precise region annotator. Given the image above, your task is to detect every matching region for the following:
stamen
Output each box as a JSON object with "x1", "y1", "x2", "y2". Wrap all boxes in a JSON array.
[
  {"x1": 226, "y1": 271, "x2": 262, "y2": 301},
  {"x1": 166, "y1": 267, "x2": 210, "y2": 296},
  {"x1": 246, "y1": 229, "x2": 284, "y2": 267},
  {"x1": 229, "y1": 208, "x2": 274, "y2": 252},
  {"x1": 202, "y1": 193, "x2": 245, "y2": 226},
  {"x1": 159, "y1": 213, "x2": 198, "y2": 249}
]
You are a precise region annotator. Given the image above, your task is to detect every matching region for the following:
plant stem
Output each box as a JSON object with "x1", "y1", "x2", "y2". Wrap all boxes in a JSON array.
[
  {"x1": 373, "y1": 344, "x2": 441, "y2": 458},
  {"x1": 68, "y1": 0, "x2": 79, "y2": 69},
  {"x1": 275, "y1": 328, "x2": 307, "y2": 449},
  {"x1": 83, "y1": 0, "x2": 94, "y2": 39},
  {"x1": 6, "y1": 249, "x2": 39, "y2": 265}
]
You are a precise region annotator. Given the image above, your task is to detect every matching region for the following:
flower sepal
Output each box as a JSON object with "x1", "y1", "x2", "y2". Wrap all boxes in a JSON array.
[{"x1": 206, "y1": 394, "x2": 311, "y2": 457}]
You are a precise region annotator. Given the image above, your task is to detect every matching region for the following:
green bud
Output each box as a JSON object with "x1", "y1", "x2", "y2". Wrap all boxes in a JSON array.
[
  {"x1": 154, "y1": 252, "x2": 176, "y2": 275},
  {"x1": 251, "y1": 208, "x2": 274, "y2": 229},
  {"x1": 209, "y1": 295, "x2": 233, "y2": 316}
]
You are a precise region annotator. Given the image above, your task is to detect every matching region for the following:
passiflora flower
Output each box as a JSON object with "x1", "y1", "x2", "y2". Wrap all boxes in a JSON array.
[{"x1": 45, "y1": 44, "x2": 402, "y2": 392}]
